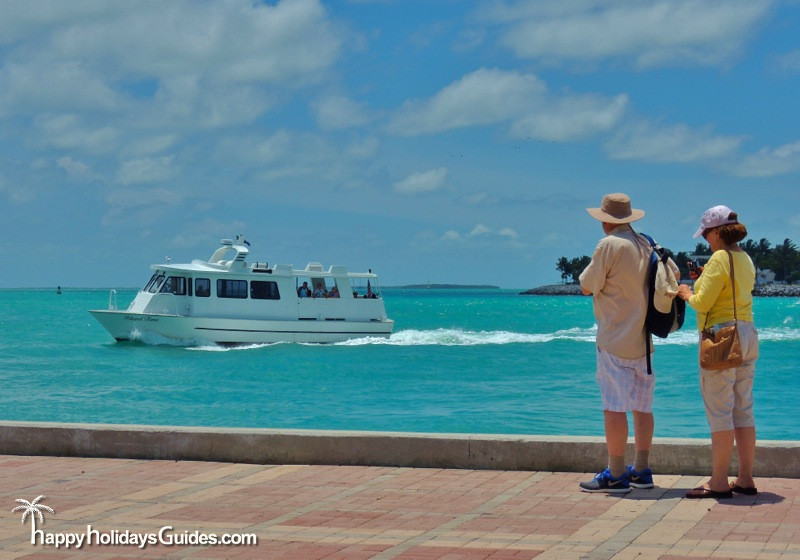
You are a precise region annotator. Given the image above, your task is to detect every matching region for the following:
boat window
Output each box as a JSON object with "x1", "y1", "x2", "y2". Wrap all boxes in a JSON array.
[
  {"x1": 251, "y1": 280, "x2": 280, "y2": 300},
  {"x1": 217, "y1": 279, "x2": 248, "y2": 299},
  {"x1": 142, "y1": 273, "x2": 159, "y2": 293},
  {"x1": 187, "y1": 278, "x2": 193, "y2": 297},
  {"x1": 296, "y1": 277, "x2": 313, "y2": 298},
  {"x1": 195, "y1": 278, "x2": 210, "y2": 297},
  {"x1": 350, "y1": 278, "x2": 379, "y2": 299},
  {"x1": 147, "y1": 274, "x2": 165, "y2": 293},
  {"x1": 159, "y1": 276, "x2": 187, "y2": 295}
]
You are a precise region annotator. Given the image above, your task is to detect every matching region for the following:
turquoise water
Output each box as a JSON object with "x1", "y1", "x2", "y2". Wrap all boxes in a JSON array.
[{"x1": 1, "y1": 288, "x2": 798, "y2": 439}]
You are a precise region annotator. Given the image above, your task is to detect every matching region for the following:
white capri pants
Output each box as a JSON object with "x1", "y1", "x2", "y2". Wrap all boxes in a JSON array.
[{"x1": 699, "y1": 320, "x2": 759, "y2": 433}]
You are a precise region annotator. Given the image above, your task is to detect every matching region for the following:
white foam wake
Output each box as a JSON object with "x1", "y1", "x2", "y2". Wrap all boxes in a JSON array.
[
  {"x1": 339, "y1": 325, "x2": 800, "y2": 347},
  {"x1": 134, "y1": 325, "x2": 800, "y2": 350},
  {"x1": 335, "y1": 326, "x2": 599, "y2": 346}
]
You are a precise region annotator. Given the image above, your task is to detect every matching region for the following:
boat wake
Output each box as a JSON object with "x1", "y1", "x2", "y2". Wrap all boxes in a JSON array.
[
  {"x1": 188, "y1": 343, "x2": 284, "y2": 352},
  {"x1": 130, "y1": 325, "x2": 800, "y2": 350},
  {"x1": 336, "y1": 327, "x2": 599, "y2": 346},
  {"x1": 337, "y1": 325, "x2": 800, "y2": 347}
]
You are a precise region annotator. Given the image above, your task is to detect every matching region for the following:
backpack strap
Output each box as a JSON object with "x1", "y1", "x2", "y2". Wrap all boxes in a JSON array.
[{"x1": 640, "y1": 233, "x2": 658, "y2": 375}]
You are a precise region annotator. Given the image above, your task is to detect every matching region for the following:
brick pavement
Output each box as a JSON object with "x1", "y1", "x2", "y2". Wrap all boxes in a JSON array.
[{"x1": 0, "y1": 455, "x2": 798, "y2": 559}]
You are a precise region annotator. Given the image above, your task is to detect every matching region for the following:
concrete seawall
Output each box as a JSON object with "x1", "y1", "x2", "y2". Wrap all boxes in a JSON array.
[{"x1": 1, "y1": 421, "x2": 797, "y2": 478}]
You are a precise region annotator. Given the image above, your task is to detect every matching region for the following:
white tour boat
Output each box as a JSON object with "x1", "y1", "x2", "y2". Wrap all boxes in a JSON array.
[{"x1": 90, "y1": 235, "x2": 394, "y2": 344}]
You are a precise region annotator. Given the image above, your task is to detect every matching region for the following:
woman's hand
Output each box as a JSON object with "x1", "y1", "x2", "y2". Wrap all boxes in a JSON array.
[
  {"x1": 687, "y1": 261, "x2": 704, "y2": 281},
  {"x1": 677, "y1": 284, "x2": 693, "y2": 301}
]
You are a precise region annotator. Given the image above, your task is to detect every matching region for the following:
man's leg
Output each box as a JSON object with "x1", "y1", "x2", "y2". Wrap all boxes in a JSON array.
[
  {"x1": 604, "y1": 410, "x2": 628, "y2": 478},
  {"x1": 579, "y1": 410, "x2": 631, "y2": 493},
  {"x1": 632, "y1": 411, "x2": 654, "y2": 471},
  {"x1": 580, "y1": 349, "x2": 633, "y2": 493}
]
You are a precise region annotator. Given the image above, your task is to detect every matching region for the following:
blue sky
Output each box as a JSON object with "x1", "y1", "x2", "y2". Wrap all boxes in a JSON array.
[{"x1": 1, "y1": 0, "x2": 799, "y2": 289}]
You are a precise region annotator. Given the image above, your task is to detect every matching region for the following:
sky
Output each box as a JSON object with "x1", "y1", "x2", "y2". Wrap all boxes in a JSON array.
[{"x1": 1, "y1": 0, "x2": 800, "y2": 289}]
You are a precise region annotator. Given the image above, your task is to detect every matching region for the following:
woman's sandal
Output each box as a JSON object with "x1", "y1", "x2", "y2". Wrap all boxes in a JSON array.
[
  {"x1": 685, "y1": 486, "x2": 733, "y2": 499},
  {"x1": 730, "y1": 482, "x2": 758, "y2": 495}
]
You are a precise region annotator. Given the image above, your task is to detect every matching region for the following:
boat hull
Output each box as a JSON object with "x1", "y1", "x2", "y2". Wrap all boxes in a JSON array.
[{"x1": 89, "y1": 310, "x2": 394, "y2": 345}]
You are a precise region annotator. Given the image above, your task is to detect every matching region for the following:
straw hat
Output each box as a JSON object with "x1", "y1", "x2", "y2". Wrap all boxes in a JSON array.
[{"x1": 586, "y1": 193, "x2": 644, "y2": 224}]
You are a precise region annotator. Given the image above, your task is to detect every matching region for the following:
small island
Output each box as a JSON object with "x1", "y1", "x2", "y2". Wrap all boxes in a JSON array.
[
  {"x1": 519, "y1": 285, "x2": 584, "y2": 296},
  {"x1": 519, "y1": 284, "x2": 800, "y2": 297},
  {"x1": 537, "y1": 235, "x2": 800, "y2": 297},
  {"x1": 392, "y1": 284, "x2": 501, "y2": 289}
]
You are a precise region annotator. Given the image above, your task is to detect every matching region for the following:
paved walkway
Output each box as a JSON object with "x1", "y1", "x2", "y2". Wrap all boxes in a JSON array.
[{"x1": 0, "y1": 455, "x2": 798, "y2": 560}]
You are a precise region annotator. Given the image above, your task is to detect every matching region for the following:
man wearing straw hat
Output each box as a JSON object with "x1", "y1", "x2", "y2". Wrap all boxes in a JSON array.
[{"x1": 578, "y1": 193, "x2": 678, "y2": 493}]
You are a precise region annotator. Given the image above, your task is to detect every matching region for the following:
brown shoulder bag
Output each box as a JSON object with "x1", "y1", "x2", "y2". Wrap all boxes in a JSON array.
[{"x1": 699, "y1": 251, "x2": 743, "y2": 370}]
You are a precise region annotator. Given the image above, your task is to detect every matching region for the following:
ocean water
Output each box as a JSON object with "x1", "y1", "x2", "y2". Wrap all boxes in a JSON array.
[{"x1": 1, "y1": 288, "x2": 798, "y2": 440}]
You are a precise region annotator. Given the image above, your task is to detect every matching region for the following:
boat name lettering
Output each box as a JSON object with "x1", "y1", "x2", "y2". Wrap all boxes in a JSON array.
[{"x1": 124, "y1": 315, "x2": 159, "y2": 323}]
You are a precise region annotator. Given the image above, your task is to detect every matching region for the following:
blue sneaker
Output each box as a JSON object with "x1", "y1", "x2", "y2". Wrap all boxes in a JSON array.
[
  {"x1": 579, "y1": 468, "x2": 631, "y2": 494},
  {"x1": 626, "y1": 465, "x2": 654, "y2": 489}
]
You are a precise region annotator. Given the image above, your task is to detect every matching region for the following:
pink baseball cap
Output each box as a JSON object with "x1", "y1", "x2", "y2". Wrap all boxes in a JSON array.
[{"x1": 692, "y1": 205, "x2": 738, "y2": 238}]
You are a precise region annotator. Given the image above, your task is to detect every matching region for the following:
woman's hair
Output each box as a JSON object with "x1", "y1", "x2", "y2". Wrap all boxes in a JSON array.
[{"x1": 714, "y1": 212, "x2": 748, "y2": 244}]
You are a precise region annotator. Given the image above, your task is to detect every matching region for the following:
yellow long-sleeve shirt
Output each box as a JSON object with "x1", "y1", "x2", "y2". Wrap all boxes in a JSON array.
[{"x1": 689, "y1": 249, "x2": 755, "y2": 329}]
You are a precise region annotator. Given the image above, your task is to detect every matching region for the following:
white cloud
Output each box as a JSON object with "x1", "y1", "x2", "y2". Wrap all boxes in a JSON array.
[
  {"x1": 215, "y1": 130, "x2": 370, "y2": 185},
  {"x1": 393, "y1": 167, "x2": 448, "y2": 195},
  {"x1": 57, "y1": 156, "x2": 99, "y2": 182},
  {"x1": 0, "y1": 172, "x2": 33, "y2": 204},
  {"x1": 152, "y1": 77, "x2": 274, "y2": 128},
  {"x1": 125, "y1": 135, "x2": 178, "y2": 157},
  {"x1": 0, "y1": 0, "x2": 341, "y2": 126},
  {"x1": 171, "y1": 218, "x2": 247, "y2": 249},
  {"x1": 469, "y1": 224, "x2": 492, "y2": 237},
  {"x1": 388, "y1": 67, "x2": 627, "y2": 142},
  {"x1": 35, "y1": 114, "x2": 120, "y2": 154},
  {"x1": 0, "y1": 61, "x2": 123, "y2": 117},
  {"x1": 606, "y1": 120, "x2": 744, "y2": 163},
  {"x1": 345, "y1": 136, "x2": 380, "y2": 160},
  {"x1": 606, "y1": 120, "x2": 800, "y2": 177},
  {"x1": 216, "y1": 131, "x2": 293, "y2": 165},
  {"x1": 314, "y1": 95, "x2": 373, "y2": 130},
  {"x1": 510, "y1": 93, "x2": 629, "y2": 141},
  {"x1": 499, "y1": 227, "x2": 520, "y2": 239},
  {"x1": 441, "y1": 224, "x2": 523, "y2": 246},
  {"x1": 103, "y1": 186, "x2": 187, "y2": 225},
  {"x1": 730, "y1": 141, "x2": 800, "y2": 177},
  {"x1": 116, "y1": 156, "x2": 176, "y2": 185},
  {"x1": 485, "y1": 0, "x2": 773, "y2": 68},
  {"x1": 387, "y1": 68, "x2": 546, "y2": 135}
]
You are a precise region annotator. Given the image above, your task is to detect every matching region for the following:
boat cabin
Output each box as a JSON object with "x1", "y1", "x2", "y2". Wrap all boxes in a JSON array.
[{"x1": 124, "y1": 237, "x2": 386, "y2": 323}]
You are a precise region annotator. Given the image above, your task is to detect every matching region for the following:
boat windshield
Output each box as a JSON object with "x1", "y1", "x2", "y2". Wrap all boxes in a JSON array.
[{"x1": 145, "y1": 273, "x2": 165, "y2": 293}]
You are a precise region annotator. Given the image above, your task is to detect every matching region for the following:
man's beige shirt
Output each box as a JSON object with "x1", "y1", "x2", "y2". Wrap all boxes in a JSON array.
[{"x1": 579, "y1": 224, "x2": 668, "y2": 359}]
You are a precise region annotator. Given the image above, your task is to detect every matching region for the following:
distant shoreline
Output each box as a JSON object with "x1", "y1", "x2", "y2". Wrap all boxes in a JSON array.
[{"x1": 520, "y1": 284, "x2": 800, "y2": 297}]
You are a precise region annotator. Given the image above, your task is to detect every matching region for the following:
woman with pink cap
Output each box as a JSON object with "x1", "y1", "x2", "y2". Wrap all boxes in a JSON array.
[{"x1": 677, "y1": 206, "x2": 759, "y2": 499}]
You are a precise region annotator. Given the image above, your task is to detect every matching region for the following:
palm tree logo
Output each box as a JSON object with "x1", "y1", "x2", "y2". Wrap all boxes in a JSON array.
[{"x1": 12, "y1": 495, "x2": 55, "y2": 541}]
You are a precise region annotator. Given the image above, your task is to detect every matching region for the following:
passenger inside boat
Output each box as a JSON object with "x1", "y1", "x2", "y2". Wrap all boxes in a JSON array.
[
  {"x1": 312, "y1": 283, "x2": 327, "y2": 298},
  {"x1": 297, "y1": 281, "x2": 312, "y2": 298}
]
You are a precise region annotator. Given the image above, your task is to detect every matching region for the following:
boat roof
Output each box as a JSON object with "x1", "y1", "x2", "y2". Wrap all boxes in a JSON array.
[{"x1": 149, "y1": 235, "x2": 378, "y2": 278}]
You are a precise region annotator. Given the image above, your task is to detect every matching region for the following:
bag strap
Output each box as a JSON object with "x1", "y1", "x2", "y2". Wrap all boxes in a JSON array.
[
  {"x1": 639, "y1": 233, "x2": 656, "y2": 375},
  {"x1": 729, "y1": 251, "x2": 738, "y2": 322},
  {"x1": 702, "y1": 250, "x2": 737, "y2": 330}
]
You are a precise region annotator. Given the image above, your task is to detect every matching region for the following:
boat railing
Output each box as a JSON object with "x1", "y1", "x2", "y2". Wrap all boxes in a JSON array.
[{"x1": 108, "y1": 290, "x2": 117, "y2": 311}]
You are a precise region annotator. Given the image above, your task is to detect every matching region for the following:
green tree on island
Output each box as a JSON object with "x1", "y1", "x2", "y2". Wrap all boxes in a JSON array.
[
  {"x1": 556, "y1": 255, "x2": 591, "y2": 284},
  {"x1": 557, "y1": 236, "x2": 800, "y2": 284}
]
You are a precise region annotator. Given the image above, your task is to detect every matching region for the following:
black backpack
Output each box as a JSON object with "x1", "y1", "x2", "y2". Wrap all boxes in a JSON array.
[{"x1": 641, "y1": 233, "x2": 686, "y2": 374}]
